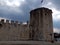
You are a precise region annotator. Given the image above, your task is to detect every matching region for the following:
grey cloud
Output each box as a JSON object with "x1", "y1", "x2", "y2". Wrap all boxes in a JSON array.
[
  {"x1": 48, "y1": 0, "x2": 60, "y2": 10},
  {"x1": 0, "y1": 0, "x2": 60, "y2": 30},
  {"x1": 0, "y1": 0, "x2": 42, "y2": 22}
]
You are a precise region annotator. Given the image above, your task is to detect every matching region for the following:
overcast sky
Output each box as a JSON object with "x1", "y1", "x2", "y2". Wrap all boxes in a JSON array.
[{"x1": 0, "y1": 0, "x2": 60, "y2": 33}]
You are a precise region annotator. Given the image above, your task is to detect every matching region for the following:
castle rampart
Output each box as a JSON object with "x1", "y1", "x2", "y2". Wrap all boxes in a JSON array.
[
  {"x1": 0, "y1": 7, "x2": 54, "y2": 41},
  {"x1": 0, "y1": 19, "x2": 29, "y2": 41}
]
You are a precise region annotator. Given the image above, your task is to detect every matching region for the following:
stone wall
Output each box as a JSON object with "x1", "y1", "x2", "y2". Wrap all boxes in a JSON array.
[
  {"x1": 30, "y1": 7, "x2": 54, "y2": 41},
  {"x1": 0, "y1": 19, "x2": 29, "y2": 41},
  {"x1": 0, "y1": 7, "x2": 54, "y2": 41}
]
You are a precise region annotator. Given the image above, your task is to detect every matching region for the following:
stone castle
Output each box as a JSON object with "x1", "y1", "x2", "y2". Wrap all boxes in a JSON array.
[{"x1": 0, "y1": 7, "x2": 54, "y2": 41}]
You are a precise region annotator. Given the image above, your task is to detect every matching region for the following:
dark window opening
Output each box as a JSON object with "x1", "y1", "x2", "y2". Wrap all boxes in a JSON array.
[{"x1": 0, "y1": 23, "x2": 2, "y2": 28}]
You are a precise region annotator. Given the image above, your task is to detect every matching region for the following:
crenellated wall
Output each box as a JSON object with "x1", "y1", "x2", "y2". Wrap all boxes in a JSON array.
[
  {"x1": 0, "y1": 7, "x2": 54, "y2": 42},
  {"x1": 0, "y1": 19, "x2": 29, "y2": 41}
]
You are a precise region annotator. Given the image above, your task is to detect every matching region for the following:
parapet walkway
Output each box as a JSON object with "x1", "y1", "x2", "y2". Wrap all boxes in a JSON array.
[{"x1": 0, "y1": 41, "x2": 59, "y2": 45}]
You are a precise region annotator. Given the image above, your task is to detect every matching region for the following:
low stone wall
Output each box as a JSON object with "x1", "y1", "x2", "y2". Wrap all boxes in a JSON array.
[{"x1": 0, "y1": 41, "x2": 59, "y2": 45}]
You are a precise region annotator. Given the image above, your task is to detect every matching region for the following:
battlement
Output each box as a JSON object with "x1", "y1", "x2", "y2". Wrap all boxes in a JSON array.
[
  {"x1": 30, "y1": 7, "x2": 52, "y2": 14},
  {"x1": 0, "y1": 19, "x2": 29, "y2": 25}
]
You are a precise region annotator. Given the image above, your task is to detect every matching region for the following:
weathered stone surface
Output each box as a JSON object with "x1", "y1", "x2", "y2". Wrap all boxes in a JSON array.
[
  {"x1": 0, "y1": 7, "x2": 54, "y2": 42},
  {"x1": 0, "y1": 22, "x2": 29, "y2": 41},
  {"x1": 30, "y1": 7, "x2": 54, "y2": 41}
]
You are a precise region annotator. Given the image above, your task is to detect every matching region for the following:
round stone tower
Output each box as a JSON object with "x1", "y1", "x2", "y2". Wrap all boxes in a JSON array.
[{"x1": 29, "y1": 7, "x2": 54, "y2": 41}]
